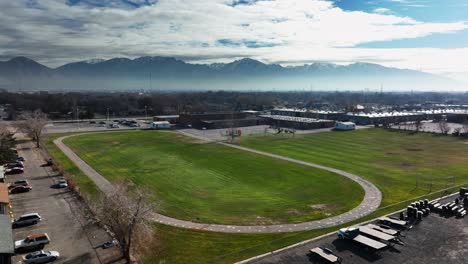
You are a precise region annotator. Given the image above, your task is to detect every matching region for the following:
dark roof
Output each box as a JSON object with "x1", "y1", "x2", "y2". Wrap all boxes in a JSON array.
[{"x1": 0, "y1": 214, "x2": 14, "y2": 254}]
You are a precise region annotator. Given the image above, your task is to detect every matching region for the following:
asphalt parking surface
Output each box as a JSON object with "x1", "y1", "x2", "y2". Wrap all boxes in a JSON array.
[
  {"x1": 7, "y1": 142, "x2": 121, "y2": 264},
  {"x1": 245, "y1": 194, "x2": 468, "y2": 264}
]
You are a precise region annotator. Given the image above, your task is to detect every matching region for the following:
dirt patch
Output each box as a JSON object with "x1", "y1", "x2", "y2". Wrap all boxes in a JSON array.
[
  {"x1": 193, "y1": 190, "x2": 211, "y2": 198},
  {"x1": 405, "y1": 148, "x2": 424, "y2": 151},
  {"x1": 464, "y1": 141, "x2": 468, "y2": 145},
  {"x1": 286, "y1": 208, "x2": 304, "y2": 216},
  {"x1": 111, "y1": 141, "x2": 120, "y2": 145},
  {"x1": 385, "y1": 152, "x2": 400, "y2": 155},
  {"x1": 253, "y1": 215, "x2": 280, "y2": 225},
  {"x1": 310, "y1": 204, "x2": 337, "y2": 210},
  {"x1": 398, "y1": 162, "x2": 413, "y2": 168}
]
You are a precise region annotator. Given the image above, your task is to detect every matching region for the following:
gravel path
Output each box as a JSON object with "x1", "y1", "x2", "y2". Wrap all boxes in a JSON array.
[{"x1": 53, "y1": 131, "x2": 381, "y2": 233}]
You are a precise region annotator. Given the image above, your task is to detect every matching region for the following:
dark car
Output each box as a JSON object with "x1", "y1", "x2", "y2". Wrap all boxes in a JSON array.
[
  {"x1": 16, "y1": 156, "x2": 25, "y2": 162},
  {"x1": 5, "y1": 167, "x2": 24, "y2": 175},
  {"x1": 6, "y1": 162, "x2": 24, "y2": 169},
  {"x1": 8, "y1": 180, "x2": 29, "y2": 190},
  {"x1": 9, "y1": 185, "x2": 32, "y2": 194}
]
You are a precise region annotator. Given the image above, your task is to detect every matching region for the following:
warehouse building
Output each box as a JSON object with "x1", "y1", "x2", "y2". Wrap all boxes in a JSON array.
[
  {"x1": 346, "y1": 112, "x2": 425, "y2": 125},
  {"x1": 179, "y1": 112, "x2": 267, "y2": 129},
  {"x1": 261, "y1": 115, "x2": 335, "y2": 130},
  {"x1": 270, "y1": 108, "x2": 345, "y2": 121},
  {"x1": 153, "y1": 115, "x2": 179, "y2": 123},
  {"x1": 0, "y1": 183, "x2": 13, "y2": 264}
]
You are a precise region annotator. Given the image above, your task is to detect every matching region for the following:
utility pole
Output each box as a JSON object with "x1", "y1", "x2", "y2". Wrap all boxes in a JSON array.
[
  {"x1": 106, "y1": 108, "x2": 110, "y2": 121},
  {"x1": 144, "y1": 105, "x2": 148, "y2": 120},
  {"x1": 76, "y1": 107, "x2": 80, "y2": 130}
]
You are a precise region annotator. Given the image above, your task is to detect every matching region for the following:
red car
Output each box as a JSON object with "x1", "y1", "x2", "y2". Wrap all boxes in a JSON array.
[{"x1": 9, "y1": 185, "x2": 32, "y2": 194}]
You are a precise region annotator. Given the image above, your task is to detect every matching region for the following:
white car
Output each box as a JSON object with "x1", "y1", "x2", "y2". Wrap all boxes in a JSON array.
[
  {"x1": 15, "y1": 233, "x2": 50, "y2": 251},
  {"x1": 23, "y1": 250, "x2": 59, "y2": 264},
  {"x1": 57, "y1": 179, "x2": 68, "y2": 188}
]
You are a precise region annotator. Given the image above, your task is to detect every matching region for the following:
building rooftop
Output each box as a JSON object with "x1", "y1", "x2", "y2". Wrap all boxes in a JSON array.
[
  {"x1": 0, "y1": 214, "x2": 14, "y2": 254},
  {"x1": 261, "y1": 115, "x2": 333, "y2": 123},
  {"x1": 0, "y1": 183, "x2": 9, "y2": 204},
  {"x1": 346, "y1": 112, "x2": 424, "y2": 118},
  {"x1": 272, "y1": 108, "x2": 344, "y2": 114}
]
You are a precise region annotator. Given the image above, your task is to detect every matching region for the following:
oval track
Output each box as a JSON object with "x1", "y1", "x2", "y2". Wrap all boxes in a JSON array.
[{"x1": 53, "y1": 131, "x2": 381, "y2": 233}]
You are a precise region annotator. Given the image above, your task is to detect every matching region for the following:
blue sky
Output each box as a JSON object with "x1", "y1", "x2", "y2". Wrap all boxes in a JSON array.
[
  {"x1": 0, "y1": 0, "x2": 467, "y2": 82},
  {"x1": 332, "y1": 0, "x2": 468, "y2": 49}
]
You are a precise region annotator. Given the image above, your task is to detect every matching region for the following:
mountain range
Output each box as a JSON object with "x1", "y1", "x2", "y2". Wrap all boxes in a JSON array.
[{"x1": 0, "y1": 56, "x2": 462, "y2": 91}]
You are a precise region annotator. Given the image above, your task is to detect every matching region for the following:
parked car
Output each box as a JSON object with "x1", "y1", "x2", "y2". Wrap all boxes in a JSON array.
[
  {"x1": 23, "y1": 250, "x2": 59, "y2": 264},
  {"x1": 109, "y1": 124, "x2": 119, "y2": 128},
  {"x1": 6, "y1": 162, "x2": 24, "y2": 169},
  {"x1": 10, "y1": 185, "x2": 32, "y2": 194},
  {"x1": 17, "y1": 156, "x2": 25, "y2": 162},
  {"x1": 8, "y1": 180, "x2": 30, "y2": 189},
  {"x1": 15, "y1": 233, "x2": 50, "y2": 251},
  {"x1": 129, "y1": 123, "x2": 140, "y2": 127},
  {"x1": 56, "y1": 179, "x2": 68, "y2": 189},
  {"x1": 5, "y1": 167, "x2": 24, "y2": 175},
  {"x1": 12, "y1": 213, "x2": 42, "y2": 228}
]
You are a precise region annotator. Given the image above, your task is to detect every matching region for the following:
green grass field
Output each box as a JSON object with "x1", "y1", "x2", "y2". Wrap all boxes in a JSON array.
[
  {"x1": 44, "y1": 130, "x2": 468, "y2": 264},
  {"x1": 62, "y1": 130, "x2": 363, "y2": 225},
  {"x1": 242, "y1": 128, "x2": 468, "y2": 206}
]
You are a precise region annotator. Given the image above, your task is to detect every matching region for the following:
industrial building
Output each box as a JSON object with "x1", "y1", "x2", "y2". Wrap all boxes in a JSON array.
[
  {"x1": 153, "y1": 115, "x2": 179, "y2": 123},
  {"x1": 0, "y1": 183, "x2": 13, "y2": 264},
  {"x1": 346, "y1": 112, "x2": 425, "y2": 125},
  {"x1": 179, "y1": 112, "x2": 267, "y2": 129},
  {"x1": 270, "y1": 108, "x2": 345, "y2": 121},
  {"x1": 261, "y1": 115, "x2": 335, "y2": 130}
]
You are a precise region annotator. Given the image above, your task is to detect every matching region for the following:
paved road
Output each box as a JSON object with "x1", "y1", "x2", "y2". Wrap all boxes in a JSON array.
[
  {"x1": 9, "y1": 141, "x2": 121, "y2": 264},
  {"x1": 53, "y1": 131, "x2": 381, "y2": 234}
]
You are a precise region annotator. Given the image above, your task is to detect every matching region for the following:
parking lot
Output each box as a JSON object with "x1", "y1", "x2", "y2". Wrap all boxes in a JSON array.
[
  {"x1": 7, "y1": 141, "x2": 121, "y2": 264},
  {"x1": 44, "y1": 120, "x2": 149, "y2": 134},
  {"x1": 245, "y1": 193, "x2": 468, "y2": 264}
]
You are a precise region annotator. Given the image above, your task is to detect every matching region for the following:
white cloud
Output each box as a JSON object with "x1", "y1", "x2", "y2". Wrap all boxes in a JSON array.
[
  {"x1": 373, "y1": 7, "x2": 391, "y2": 14},
  {"x1": 0, "y1": 0, "x2": 467, "y2": 76}
]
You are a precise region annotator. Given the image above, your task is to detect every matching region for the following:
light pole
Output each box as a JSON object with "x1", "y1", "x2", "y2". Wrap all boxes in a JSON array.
[
  {"x1": 145, "y1": 105, "x2": 148, "y2": 120},
  {"x1": 106, "y1": 108, "x2": 110, "y2": 121}
]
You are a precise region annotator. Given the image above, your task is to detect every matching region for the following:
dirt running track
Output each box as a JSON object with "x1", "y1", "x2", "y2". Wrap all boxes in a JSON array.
[{"x1": 53, "y1": 130, "x2": 382, "y2": 233}]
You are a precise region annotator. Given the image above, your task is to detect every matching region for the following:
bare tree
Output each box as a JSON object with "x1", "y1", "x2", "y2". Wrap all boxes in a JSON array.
[
  {"x1": 414, "y1": 118, "x2": 423, "y2": 133},
  {"x1": 438, "y1": 119, "x2": 450, "y2": 135},
  {"x1": 19, "y1": 110, "x2": 48, "y2": 148},
  {"x1": 0, "y1": 125, "x2": 17, "y2": 164},
  {"x1": 93, "y1": 182, "x2": 156, "y2": 263},
  {"x1": 463, "y1": 121, "x2": 468, "y2": 136}
]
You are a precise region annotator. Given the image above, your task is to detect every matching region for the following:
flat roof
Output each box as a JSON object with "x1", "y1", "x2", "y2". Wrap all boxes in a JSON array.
[
  {"x1": 151, "y1": 121, "x2": 171, "y2": 125},
  {"x1": 309, "y1": 247, "x2": 339, "y2": 262},
  {"x1": 0, "y1": 214, "x2": 14, "y2": 254},
  {"x1": 359, "y1": 226, "x2": 395, "y2": 242},
  {"x1": 272, "y1": 108, "x2": 344, "y2": 114},
  {"x1": 347, "y1": 112, "x2": 424, "y2": 118},
  {"x1": 364, "y1": 224, "x2": 399, "y2": 236},
  {"x1": 260, "y1": 115, "x2": 334, "y2": 123},
  {"x1": 153, "y1": 115, "x2": 179, "y2": 118},
  {"x1": 0, "y1": 183, "x2": 9, "y2": 204},
  {"x1": 353, "y1": 234, "x2": 388, "y2": 250}
]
